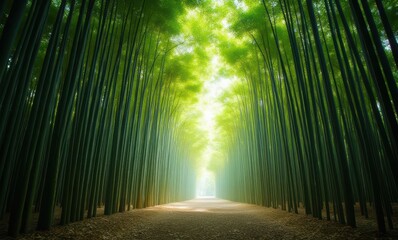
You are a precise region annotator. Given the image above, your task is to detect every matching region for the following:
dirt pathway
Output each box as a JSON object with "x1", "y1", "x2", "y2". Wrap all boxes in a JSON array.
[{"x1": 6, "y1": 198, "x2": 397, "y2": 239}]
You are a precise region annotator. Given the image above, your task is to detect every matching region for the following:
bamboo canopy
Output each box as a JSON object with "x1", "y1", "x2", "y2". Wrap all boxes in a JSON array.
[{"x1": 0, "y1": 0, "x2": 397, "y2": 237}]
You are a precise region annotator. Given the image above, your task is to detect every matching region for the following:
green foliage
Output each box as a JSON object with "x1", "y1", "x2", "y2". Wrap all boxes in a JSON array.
[
  {"x1": 148, "y1": 0, "x2": 184, "y2": 34},
  {"x1": 230, "y1": 5, "x2": 265, "y2": 34},
  {"x1": 219, "y1": 38, "x2": 251, "y2": 66}
]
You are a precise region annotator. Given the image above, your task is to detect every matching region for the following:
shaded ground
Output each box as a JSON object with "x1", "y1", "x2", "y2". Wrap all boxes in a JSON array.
[{"x1": 1, "y1": 198, "x2": 398, "y2": 239}]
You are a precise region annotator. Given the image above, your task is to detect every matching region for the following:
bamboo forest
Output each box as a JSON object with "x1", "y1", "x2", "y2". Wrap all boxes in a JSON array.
[{"x1": 0, "y1": 0, "x2": 397, "y2": 238}]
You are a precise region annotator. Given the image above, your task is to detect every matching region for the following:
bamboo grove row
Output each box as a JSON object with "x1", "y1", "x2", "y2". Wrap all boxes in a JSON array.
[
  {"x1": 0, "y1": 0, "x2": 196, "y2": 236},
  {"x1": 216, "y1": 0, "x2": 398, "y2": 233}
]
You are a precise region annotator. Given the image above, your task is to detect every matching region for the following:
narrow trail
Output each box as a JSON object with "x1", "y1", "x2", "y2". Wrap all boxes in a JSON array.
[{"x1": 10, "y1": 198, "x2": 397, "y2": 240}]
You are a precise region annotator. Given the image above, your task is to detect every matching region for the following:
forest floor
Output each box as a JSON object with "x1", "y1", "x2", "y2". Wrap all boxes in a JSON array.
[{"x1": 1, "y1": 198, "x2": 398, "y2": 239}]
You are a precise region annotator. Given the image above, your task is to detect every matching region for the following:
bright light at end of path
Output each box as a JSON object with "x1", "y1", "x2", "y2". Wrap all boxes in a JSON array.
[{"x1": 196, "y1": 170, "x2": 215, "y2": 197}]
